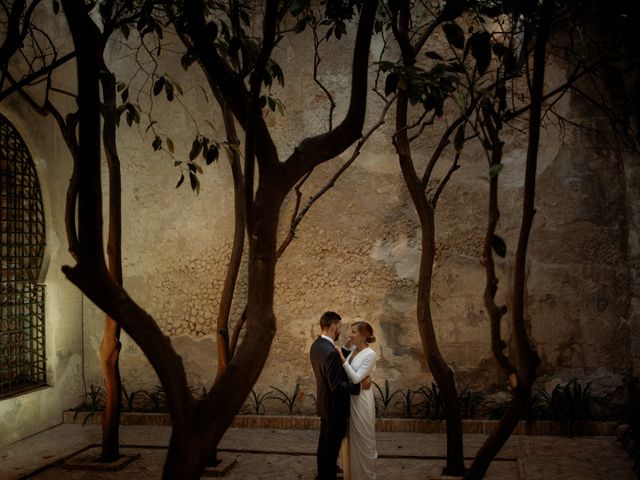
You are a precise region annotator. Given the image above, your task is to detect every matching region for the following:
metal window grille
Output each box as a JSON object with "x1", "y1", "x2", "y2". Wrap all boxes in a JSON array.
[{"x1": 0, "y1": 113, "x2": 46, "y2": 398}]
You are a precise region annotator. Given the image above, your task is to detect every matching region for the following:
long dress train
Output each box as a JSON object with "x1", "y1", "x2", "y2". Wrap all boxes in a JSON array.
[{"x1": 340, "y1": 347, "x2": 377, "y2": 480}]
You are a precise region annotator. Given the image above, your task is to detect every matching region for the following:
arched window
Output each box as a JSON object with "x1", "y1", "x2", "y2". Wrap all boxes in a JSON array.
[{"x1": 0, "y1": 113, "x2": 46, "y2": 398}]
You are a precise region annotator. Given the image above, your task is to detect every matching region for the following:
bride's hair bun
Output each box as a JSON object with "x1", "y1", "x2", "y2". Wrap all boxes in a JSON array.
[{"x1": 353, "y1": 321, "x2": 376, "y2": 344}]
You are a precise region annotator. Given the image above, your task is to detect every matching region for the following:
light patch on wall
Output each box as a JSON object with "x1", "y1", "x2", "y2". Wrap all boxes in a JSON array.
[
  {"x1": 495, "y1": 143, "x2": 559, "y2": 188},
  {"x1": 358, "y1": 151, "x2": 399, "y2": 176},
  {"x1": 370, "y1": 232, "x2": 420, "y2": 281}
]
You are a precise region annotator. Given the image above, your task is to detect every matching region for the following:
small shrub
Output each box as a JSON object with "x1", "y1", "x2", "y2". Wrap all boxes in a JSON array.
[
  {"x1": 270, "y1": 383, "x2": 306, "y2": 415},
  {"x1": 121, "y1": 385, "x2": 144, "y2": 412},
  {"x1": 245, "y1": 388, "x2": 274, "y2": 415},
  {"x1": 484, "y1": 391, "x2": 544, "y2": 422},
  {"x1": 141, "y1": 385, "x2": 167, "y2": 412},
  {"x1": 539, "y1": 379, "x2": 600, "y2": 422},
  {"x1": 373, "y1": 380, "x2": 403, "y2": 418},
  {"x1": 397, "y1": 388, "x2": 420, "y2": 418},
  {"x1": 190, "y1": 385, "x2": 208, "y2": 400},
  {"x1": 74, "y1": 384, "x2": 105, "y2": 425},
  {"x1": 417, "y1": 382, "x2": 446, "y2": 420},
  {"x1": 458, "y1": 385, "x2": 484, "y2": 419}
]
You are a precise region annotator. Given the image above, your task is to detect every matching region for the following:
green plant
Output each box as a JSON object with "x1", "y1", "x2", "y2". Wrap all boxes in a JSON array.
[
  {"x1": 539, "y1": 379, "x2": 596, "y2": 422},
  {"x1": 74, "y1": 384, "x2": 105, "y2": 425},
  {"x1": 246, "y1": 388, "x2": 274, "y2": 415},
  {"x1": 190, "y1": 385, "x2": 208, "y2": 400},
  {"x1": 373, "y1": 380, "x2": 403, "y2": 417},
  {"x1": 459, "y1": 385, "x2": 484, "y2": 419},
  {"x1": 417, "y1": 382, "x2": 446, "y2": 419},
  {"x1": 397, "y1": 388, "x2": 419, "y2": 418},
  {"x1": 121, "y1": 385, "x2": 144, "y2": 412},
  {"x1": 141, "y1": 385, "x2": 167, "y2": 412},
  {"x1": 270, "y1": 383, "x2": 305, "y2": 415},
  {"x1": 484, "y1": 391, "x2": 544, "y2": 422}
]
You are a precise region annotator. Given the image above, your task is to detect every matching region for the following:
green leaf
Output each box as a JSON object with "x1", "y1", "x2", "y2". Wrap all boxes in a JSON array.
[
  {"x1": 492, "y1": 43, "x2": 507, "y2": 58},
  {"x1": 205, "y1": 21, "x2": 218, "y2": 41},
  {"x1": 267, "y1": 97, "x2": 276, "y2": 112},
  {"x1": 181, "y1": 52, "x2": 195, "y2": 71},
  {"x1": 166, "y1": 137, "x2": 174, "y2": 154},
  {"x1": 187, "y1": 163, "x2": 203, "y2": 174},
  {"x1": 117, "y1": 82, "x2": 126, "y2": 92},
  {"x1": 270, "y1": 62, "x2": 284, "y2": 87},
  {"x1": 385, "y1": 72, "x2": 399, "y2": 96},
  {"x1": 454, "y1": 124, "x2": 465, "y2": 153},
  {"x1": 325, "y1": 26, "x2": 334, "y2": 40},
  {"x1": 425, "y1": 51, "x2": 444, "y2": 61},
  {"x1": 468, "y1": 31, "x2": 492, "y2": 74},
  {"x1": 121, "y1": 88, "x2": 129, "y2": 103},
  {"x1": 115, "y1": 104, "x2": 125, "y2": 126},
  {"x1": 189, "y1": 171, "x2": 200, "y2": 194},
  {"x1": 290, "y1": 0, "x2": 309, "y2": 16},
  {"x1": 174, "y1": 160, "x2": 182, "y2": 167},
  {"x1": 176, "y1": 173, "x2": 184, "y2": 188},
  {"x1": 442, "y1": 23, "x2": 465, "y2": 50},
  {"x1": 489, "y1": 163, "x2": 503, "y2": 178},
  {"x1": 189, "y1": 139, "x2": 202, "y2": 160},
  {"x1": 165, "y1": 81, "x2": 174, "y2": 101},
  {"x1": 491, "y1": 234, "x2": 507, "y2": 258},
  {"x1": 441, "y1": 0, "x2": 467, "y2": 21},
  {"x1": 293, "y1": 18, "x2": 307, "y2": 33},
  {"x1": 153, "y1": 77, "x2": 165, "y2": 96},
  {"x1": 206, "y1": 145, "x2": 219, "y2": 165},
  {"x1": 152, "y1": 136, "x2": 162, "y2": 151}
]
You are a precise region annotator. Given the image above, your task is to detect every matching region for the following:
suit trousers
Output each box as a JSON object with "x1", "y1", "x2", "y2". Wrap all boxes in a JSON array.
[{"x1": 317, "y1": 417, "x2": 348, "y2": 480}]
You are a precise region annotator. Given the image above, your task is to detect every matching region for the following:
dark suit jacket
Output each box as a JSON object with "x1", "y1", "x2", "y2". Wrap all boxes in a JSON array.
[{"x1": 310, "y1": 336, "x2": 361, "y2": 422}]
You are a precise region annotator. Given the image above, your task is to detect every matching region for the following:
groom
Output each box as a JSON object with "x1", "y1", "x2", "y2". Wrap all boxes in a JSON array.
[{"x1": 310, "y1": 311, "x2": 371, "y2": 480}]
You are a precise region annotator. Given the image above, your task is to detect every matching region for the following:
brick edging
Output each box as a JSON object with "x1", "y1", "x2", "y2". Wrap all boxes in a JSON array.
[{"x1": 63, "y1": 411, "x2": 618, "y2": 435}]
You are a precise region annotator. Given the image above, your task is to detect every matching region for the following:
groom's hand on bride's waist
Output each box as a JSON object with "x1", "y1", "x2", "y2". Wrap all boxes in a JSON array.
[{"x1": 361, "y1": 376, "x2": 372, "y2": 390}]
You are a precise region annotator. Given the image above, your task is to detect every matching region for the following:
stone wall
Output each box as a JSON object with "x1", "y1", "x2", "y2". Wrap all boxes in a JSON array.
[
  {"x1": 0, "y1": 10, "x2": 636, "y2": 445},
  {"x1": 77, "y1": 29, "x2": 637, "y2": 407},
  {"x1": 0, "y1": 97, "x2": 84, "y2": 448}
]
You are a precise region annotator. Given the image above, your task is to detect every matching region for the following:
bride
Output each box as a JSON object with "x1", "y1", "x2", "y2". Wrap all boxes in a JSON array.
[{"x1": 336, "y1": 321, "x2": 378, "y2": 480}]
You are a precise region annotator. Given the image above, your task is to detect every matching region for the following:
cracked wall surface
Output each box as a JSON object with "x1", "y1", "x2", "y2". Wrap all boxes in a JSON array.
[
  {"x1": 1, "y1": 15, "x2": 637, "y2": 441},
  {"x1": 78, "y1": 32, "x2": 635, "y2": 403}
]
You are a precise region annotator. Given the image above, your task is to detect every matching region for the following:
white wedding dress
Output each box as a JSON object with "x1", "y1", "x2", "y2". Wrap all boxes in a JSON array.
[{"x1": 340, "y1": 347, "x2": 377, "y2": 480}]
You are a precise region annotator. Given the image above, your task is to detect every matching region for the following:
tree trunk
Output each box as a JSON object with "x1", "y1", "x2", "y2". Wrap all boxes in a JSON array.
[
  {"x1": 215, "y1": 100, "x2": 244, "y2": 383},
  {"x1": 99, "y1": 60, "x2": 124, "y2": 463},
  {"x1": 418, "y1": 206, "x2": 465, "y2": 476},
  {"x1": 480, "y1": 104, "x2": 515, "y2": 377},
  {"x1": 99, "y1": 316, "x2": 122, "y2": 461},
  {"x1": 465, "y1": 1, "x2": 553, "y2": 477},
  {"x1": 394, "y1": 88, "x2": 465, "y2": 476},
  {"x1": 62, "y1": 1, "x2": 376, "y2": 477},
  {"x1": 161, "y1": 188, "x2": 281, "y2": 479}
]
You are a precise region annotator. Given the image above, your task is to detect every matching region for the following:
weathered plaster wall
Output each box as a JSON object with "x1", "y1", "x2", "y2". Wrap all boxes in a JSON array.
[
  {"x1": 74, "y1": 26, "x2": 638, "y2": 412},
  {"x1": 0, "y1": 96, "x2": 84, "y2": 447},
  {"x1": 621, "y1": 147, "x2": 640, "y2": 377}
]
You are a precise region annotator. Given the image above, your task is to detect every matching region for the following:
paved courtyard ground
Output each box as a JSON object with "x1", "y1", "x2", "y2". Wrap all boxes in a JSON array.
[{"x1": 0, "y1": 424, "x2": 634, "y2": 479}]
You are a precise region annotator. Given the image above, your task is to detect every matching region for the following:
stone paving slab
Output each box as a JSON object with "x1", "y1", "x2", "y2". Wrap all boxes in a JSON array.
[{"x1": 0, "y1": 424, "x2": 633, "y2": 479}]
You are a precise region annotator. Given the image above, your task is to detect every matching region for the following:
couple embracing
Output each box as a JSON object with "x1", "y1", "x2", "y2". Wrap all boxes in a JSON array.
[{"x1": 310, "y1": 311, "x2": 378, "y2": 480}]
